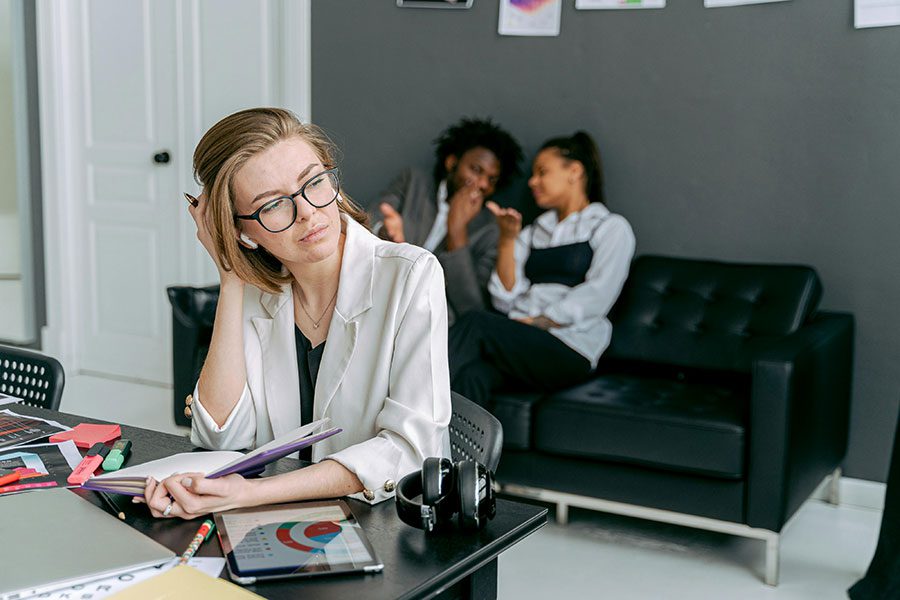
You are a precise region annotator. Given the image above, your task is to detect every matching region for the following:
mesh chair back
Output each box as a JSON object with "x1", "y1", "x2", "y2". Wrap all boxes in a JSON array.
[
  {"x1": 449, "y1": 391, "x2": 504, "y2": 472},
  {"x1": 0, "y1": 345, "x2": 65, "y2": 410}
]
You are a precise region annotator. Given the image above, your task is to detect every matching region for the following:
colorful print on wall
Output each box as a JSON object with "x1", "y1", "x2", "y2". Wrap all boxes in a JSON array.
[
  {"x1": 575, "y1": 0, "x2": 666, "y2": 9},
  {"x1": 499, "y1": 0, "x2": 562, "y2": 36}
]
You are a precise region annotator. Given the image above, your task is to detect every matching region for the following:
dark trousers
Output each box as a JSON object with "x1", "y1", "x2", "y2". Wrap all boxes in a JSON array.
[
  {"x1": 448, "y1": 310, "x2": 592, "y2": 407},
  {"x1": 849, "y1": 410, "x2": 900, "y2": 599}
]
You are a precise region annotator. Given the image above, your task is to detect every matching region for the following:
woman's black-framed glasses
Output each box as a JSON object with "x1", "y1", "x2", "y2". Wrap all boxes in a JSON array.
[{"x1": 235, "y1": 168, "x2": 340, "y2": 233}]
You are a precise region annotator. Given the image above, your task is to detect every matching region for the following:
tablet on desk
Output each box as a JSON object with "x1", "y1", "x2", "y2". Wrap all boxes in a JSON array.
[{"x1": 214, "y1": 500, "x2": 383, "y2": 585}]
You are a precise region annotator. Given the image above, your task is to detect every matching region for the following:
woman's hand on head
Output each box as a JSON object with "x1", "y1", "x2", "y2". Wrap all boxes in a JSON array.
[
  {"x1": 486, "y1": 201, "x2": 522, "y2": 241},
  {"x1": 187, "y1": 190, "x2": 243, "y2": 285},
  {"x1": 143, "y1": 472, "x2": 252, "y2": 520}
]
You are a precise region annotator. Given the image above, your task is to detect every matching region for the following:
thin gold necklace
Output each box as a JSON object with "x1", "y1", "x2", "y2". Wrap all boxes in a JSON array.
[{"x1": 293, "y1": 284, "x2": 339, "y2": 329}]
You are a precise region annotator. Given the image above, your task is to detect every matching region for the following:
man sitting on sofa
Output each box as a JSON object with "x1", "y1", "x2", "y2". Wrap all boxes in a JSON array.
[{"x1": 370, "y1": 118, "x2": 523, "y2": 323}]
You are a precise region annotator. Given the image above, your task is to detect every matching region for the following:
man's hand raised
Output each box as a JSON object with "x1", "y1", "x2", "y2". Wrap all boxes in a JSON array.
[{"x1": 379, "y1": 203, "x2": 406, "y2": 243}]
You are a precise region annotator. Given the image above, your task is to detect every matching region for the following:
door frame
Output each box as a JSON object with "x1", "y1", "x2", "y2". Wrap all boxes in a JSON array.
[{"x1": 36, "y1": 0, "x2": 312, "y2": 374}]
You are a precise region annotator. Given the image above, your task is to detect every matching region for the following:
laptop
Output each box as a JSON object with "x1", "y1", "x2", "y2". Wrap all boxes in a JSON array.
[
  {"x1": 214, "y1": 499, "x2": 383, "y2": 585},
  {"x1": 0, "y1": 488, "x2": 175, "y2": 597}
]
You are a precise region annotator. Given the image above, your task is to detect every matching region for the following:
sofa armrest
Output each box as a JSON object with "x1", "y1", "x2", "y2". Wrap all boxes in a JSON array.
[{"x1": 746, "y1": 311, "x2": 854, "y2": 531}]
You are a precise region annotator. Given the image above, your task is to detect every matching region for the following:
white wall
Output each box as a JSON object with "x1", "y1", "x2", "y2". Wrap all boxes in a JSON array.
[
  {"x1": 0, "y1": 0, "x2": 21, "y2": 279},
  {"x1": 0, "y1": 0, "x2": 18, "y2": 217}
]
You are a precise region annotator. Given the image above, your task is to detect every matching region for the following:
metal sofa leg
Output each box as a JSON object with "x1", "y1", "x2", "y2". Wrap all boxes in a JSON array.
[
  {"x1": 765, "y1": 533, "x2": 780, "y2": 586},
  {"x1": 556, "y1": 502, "x2": 569, "y2": 525},
  {"x1": 828, "y1": 467, "x2": 841, "y2": 505}
]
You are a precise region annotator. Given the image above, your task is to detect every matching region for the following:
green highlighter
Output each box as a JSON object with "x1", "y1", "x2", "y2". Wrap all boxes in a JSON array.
[{"x1": 102, "y1": 439, "x2": 132, "y2": 471}]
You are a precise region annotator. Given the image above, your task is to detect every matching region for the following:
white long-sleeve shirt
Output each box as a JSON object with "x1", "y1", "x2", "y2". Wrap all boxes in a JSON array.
[{"x1": 488, "y1": 203, "x2": 636, "y2": 369}]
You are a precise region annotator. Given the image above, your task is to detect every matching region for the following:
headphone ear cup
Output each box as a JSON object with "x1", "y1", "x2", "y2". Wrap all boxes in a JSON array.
[
  {"x1": 456, "y1": 460, "x2": 479, "y2": 530},
  {"x1": 457, "y1": 461, "x2": 496, "y2": 530},
  {"x1": 422, "y1": 457, "x2": 445, "y2": 506}
]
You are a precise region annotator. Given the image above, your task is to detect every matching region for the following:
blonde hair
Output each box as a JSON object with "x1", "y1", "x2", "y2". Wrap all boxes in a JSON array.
[{"x1": 193, "y1": 107, "x2": 369, "y2": 294}]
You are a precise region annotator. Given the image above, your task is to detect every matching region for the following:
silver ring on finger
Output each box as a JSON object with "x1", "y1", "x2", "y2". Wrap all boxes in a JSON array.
[{"x1": 162, "y1": 502, "x2": 174, "y2": 517}]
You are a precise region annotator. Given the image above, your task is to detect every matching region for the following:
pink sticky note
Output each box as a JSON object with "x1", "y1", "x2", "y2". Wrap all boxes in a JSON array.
[{"x1": 50, "y1": 423, "x2": 121, "y2": 449}]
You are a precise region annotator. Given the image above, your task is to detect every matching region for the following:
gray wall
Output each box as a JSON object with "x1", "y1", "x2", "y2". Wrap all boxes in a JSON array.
[{"x1": 311, "y1": 0, "x2": 900, "y2": 482}]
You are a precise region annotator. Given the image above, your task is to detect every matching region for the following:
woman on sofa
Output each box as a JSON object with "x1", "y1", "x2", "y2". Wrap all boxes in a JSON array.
[
  {"x1": 449, "y1": 131, "x2": 635, "y2": 406},
  {"x1": 142, "y1": 108, "x2": 451, "y2": 519}
]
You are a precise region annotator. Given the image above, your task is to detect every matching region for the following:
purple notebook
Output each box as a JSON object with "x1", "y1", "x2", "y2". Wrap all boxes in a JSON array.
[{"x1": 82, "y1": 420, "x2": 340, "y2": 496}]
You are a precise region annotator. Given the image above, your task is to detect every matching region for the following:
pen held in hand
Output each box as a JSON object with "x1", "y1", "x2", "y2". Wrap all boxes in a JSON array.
[{"x1": 180, "y1": 518, "x2": 216, "y2": 564}]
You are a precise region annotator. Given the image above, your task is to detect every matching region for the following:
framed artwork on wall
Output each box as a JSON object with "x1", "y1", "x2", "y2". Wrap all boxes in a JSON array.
[{"x1": 397, "y1": 0, "x2": 474, "y2": 8}]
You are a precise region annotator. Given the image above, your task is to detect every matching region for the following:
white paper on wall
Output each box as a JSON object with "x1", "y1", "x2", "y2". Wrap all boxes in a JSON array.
[
  {"x1": 575, "y1": 0, "x2": 665, "y2": 9},
  {"x1": 704, "y1": 0, "x2": 789, "y2": 7},
  {"x1": 855, "y1": 0, "x2": 900, "y2": 28},
  {"x1": 499, "y1": 0, "x2": 562, "y2": 36}
]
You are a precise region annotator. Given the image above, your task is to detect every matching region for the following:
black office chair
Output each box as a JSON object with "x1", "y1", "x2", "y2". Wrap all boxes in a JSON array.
[
  {"x1": 0, "y1": 344, "x2": 65, "y2": 410},
  {"x1": 449, "y1": 391, "x2": 504, "y2": 472}
]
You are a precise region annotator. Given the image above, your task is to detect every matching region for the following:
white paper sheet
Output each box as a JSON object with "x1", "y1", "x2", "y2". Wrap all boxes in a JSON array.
[
  {"x1": 855, "y1": 0, "x2": 900, "y2": 28},
  {"x1": 90, "y1": 449, "x2": 244, "y2": 482},
  {"x1": 704, "y1": 0, "x2": 789, "y2": 7},
  {"x1": 9, "y1": 557, "x2": 226, "y2": 600},
  {"x1": 0, "y1": 392, "x2": 22, "y2": 406},
  {"x1": 498, "y1": 0, "x2": 562, "y2": 37},
  {"x1": 575, "y1": 0, "x2": 665, "y2": 9}
]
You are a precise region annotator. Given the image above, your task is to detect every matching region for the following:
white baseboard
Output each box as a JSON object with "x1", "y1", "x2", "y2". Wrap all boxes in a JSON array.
[{"x1": 811, "y1": 474, "x2": 885, "y2": 511}]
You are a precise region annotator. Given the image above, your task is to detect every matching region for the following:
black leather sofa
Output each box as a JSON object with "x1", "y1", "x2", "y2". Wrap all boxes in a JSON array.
[
  {"x1": 492, "y1": 255, "x2": 854, "y2": 585},
  {"x1": 166, "y1": 254, "x2": 854, "y2": 585}
]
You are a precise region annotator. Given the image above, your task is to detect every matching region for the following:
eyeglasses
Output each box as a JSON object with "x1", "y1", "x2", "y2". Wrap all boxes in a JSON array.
[{"x1": 235, "y1": 168, "x2": 340, "y2": 233}]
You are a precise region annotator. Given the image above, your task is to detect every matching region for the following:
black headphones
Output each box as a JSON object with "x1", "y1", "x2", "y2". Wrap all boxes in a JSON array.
[{"x1": 395, "y1": 457, "x2": 496, "y2": 533}]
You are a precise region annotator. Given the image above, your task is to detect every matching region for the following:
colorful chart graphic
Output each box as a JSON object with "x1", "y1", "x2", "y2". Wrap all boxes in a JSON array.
[
  {"x1": 510, "y1": 0, "x2": 556, "y2": 12},
  {"x1": 276, "y1": 521, "x2": 342, "y2": 553}
]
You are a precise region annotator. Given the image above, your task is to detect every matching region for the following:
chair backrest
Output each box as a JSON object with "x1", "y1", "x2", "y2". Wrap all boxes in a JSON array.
[
  {"x1": 449, "y1": 391, "x2": 504, "y2": 472},
  {"x1": 0, "y1": 345, "x2": 65, "y2": 410},
  {"x1": 167, "y1": 285, "x2": 220, "y2": 427}
]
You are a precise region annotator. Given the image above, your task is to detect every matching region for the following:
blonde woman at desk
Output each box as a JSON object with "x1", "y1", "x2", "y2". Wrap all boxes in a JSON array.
[{"x1": 142, "y1": 108, "x2": 451, "y2": 520}]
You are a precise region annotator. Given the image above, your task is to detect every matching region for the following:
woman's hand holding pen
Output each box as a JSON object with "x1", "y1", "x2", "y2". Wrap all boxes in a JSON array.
[{"x1": 185, "y1": 190, "x2": 243, "y2": 286}]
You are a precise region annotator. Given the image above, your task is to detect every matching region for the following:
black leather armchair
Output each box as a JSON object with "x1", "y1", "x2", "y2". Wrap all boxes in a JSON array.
[{"x1": 493, "y1": 255, "x2": 854, "y2": 585}]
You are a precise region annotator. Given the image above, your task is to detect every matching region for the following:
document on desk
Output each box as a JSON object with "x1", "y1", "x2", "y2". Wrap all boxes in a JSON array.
[
  {"x1": 0, "y1": 408, "x2": 71, "y2": 448},
  {"x1": 83, "y1": 418, "x2": 341, "y2": 496},
  {"x1": 0, "y1": 439, "x2": 81, "y2": 495},
  {"x1": 6, "y1": 557, "x2": 226, "y2": 600},
  {"x1": 107, "y1": 563, "x2": 263, "y2": 600},
  {"x1": 0, "y1": 489, "x2": 175, "y2": 599}
]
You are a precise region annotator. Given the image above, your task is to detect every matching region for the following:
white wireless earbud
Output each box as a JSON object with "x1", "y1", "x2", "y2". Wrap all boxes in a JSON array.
[
  {"x1": 239, "y1": 233, "x2": 258, "y2": 249},
  {"x1": 336, "y1": 193, "x2": 344, "y2": 203}
]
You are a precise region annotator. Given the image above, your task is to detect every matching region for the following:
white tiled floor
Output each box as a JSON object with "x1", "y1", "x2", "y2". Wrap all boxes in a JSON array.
[{"x1": 60, "y1": 374, "x2": 881, "y2": 600}]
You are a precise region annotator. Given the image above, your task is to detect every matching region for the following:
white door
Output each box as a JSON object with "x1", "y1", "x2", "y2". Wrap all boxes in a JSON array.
[
  {"x1": 75, "y1": 0, "x2": 179, "y2": 383},
  {"x1": 38, "y1": 0, "x2": 310, "y2": 384}
]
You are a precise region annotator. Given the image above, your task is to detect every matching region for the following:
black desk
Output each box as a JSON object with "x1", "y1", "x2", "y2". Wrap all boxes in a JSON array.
[{"x1": 11, "y1": 405, "x2": 547, "y2": 600}]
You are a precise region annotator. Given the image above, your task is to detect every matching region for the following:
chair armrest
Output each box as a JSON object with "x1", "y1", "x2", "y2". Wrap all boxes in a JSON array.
[
  {"x1": 166, "y1": 285, "x2": 220, "y2": 426},
  {"x1": 746, "y1": 311, "x2": 854, "y2": 531}
]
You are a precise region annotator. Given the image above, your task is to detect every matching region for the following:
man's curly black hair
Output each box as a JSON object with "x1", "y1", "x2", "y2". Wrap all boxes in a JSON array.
[{"x1": 432, "y1": 118, "x2": 523, "y2": 190}]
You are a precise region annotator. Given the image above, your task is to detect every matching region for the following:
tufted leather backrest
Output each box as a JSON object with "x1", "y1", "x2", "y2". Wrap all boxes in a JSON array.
[{"x1": 605, "y1": 255, "x2": 822, "y2": 373}]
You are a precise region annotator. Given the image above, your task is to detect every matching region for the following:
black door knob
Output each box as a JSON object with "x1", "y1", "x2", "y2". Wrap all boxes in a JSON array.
[{"x1": 153, "y1": 151, "x2": 171, "y2": 164}]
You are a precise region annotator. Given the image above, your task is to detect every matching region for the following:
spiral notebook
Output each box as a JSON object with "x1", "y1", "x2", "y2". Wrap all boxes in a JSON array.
[{"x1": 82, "y1": 419, "x2": 340, "y2": 496}]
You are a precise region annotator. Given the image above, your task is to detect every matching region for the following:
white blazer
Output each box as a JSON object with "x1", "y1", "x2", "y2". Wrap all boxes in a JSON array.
[{"x1": 190, "y1": 215, "x2": 452, "y2": 504}]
